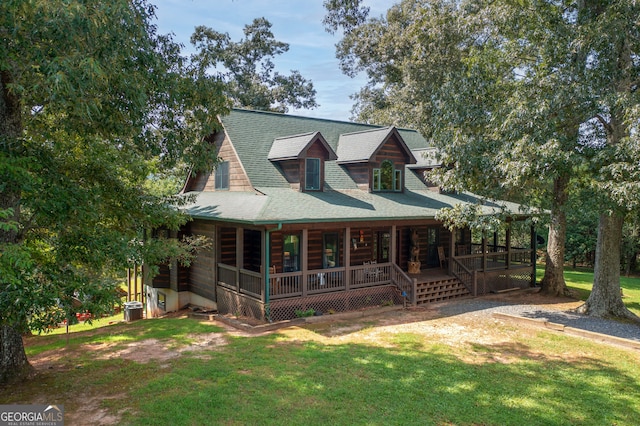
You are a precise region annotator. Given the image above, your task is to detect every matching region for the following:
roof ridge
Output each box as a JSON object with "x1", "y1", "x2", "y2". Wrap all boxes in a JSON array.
[
  {"x1": 339, "y1": 126, "x2": 393, "y2": 137},
  {"x1": 273, "y1": 131, "x2": 317, "y2": 141},
  {"x1": 230, "y1": 107, "x2": 383, "y2": 128}
]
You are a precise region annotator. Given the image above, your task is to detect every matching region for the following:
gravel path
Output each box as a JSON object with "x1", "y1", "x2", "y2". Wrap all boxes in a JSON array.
[{"x1": 434, "y1": 298, "x2": 640, "y2": 343}]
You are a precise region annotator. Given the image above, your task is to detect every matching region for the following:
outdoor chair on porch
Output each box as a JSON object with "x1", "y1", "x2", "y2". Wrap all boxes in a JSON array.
[{"x1": 364, "y1": 260, "x2": 381, "y2": 281}]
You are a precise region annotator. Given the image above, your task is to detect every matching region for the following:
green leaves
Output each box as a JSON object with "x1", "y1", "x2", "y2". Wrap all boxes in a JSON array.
[
  {"x1": 190, "y1": 18, "x2": 318, "y2": 113},
  {"x1": 0, "y1": 0, "x2": 229, "y2": 339}
]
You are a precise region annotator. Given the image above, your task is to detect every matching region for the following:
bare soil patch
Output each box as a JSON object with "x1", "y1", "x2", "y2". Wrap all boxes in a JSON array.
[{"x1": 16, "y1": 289, "x2": 596, "y2": 425}]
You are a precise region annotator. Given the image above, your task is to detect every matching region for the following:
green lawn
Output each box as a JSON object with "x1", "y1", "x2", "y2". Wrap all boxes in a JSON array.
[
  {"x1": 3, "y1": 268, "x2": 639, "y2": 425},
  {"x1": 537, "y1": 266, "x2": 640, "y2": 316}
]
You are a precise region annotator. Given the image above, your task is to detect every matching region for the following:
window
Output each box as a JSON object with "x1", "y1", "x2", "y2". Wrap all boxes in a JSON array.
[
  {"x1": 215, "y1": 161, "x2": 229, "y2": 190},
  {"x1": 373, "y1": 160, "x2": 401, "y2": 192},
  {"x1": 394, "y1": 169, "x2": 402, "y2": 191},
  {"x1": 323, "y1": 233, "x2": 339, "y2": 268},
  {"x1": 305, "y1": 158, "x2": 321, "y2": 190},
  {"x1": 374, "y1": 231, "x2": 390, "y2": 263},
  {"x1": 283, "y1": 234, "x2": 301, "y2": 272}
]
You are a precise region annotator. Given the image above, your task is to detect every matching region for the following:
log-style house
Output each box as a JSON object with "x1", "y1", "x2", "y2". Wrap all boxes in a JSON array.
[{"x1": 147, "y1": 109, "x2": 537, "y2": 322}]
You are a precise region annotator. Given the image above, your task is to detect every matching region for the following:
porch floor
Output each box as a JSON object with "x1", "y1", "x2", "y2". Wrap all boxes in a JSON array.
[{"x1": 408, "y1": 267, "x2": 453, "y2": 284}]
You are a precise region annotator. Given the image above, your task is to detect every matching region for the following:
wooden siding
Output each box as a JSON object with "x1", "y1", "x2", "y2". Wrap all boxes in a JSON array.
[
  {"x1": 269, "y1": 232, "x2": 284, "y2": 270},
  {"x1": 219, "y1": 227, "x2": 237, "y2": 266},
  {"x1": 243, "y1": 229, "x2": 262, "y2": 272},
  {"x1": 279, "y1": 160, "x2": 300, "y2": 186},
  {"x1": 372, "y1": 137, "x2": 410, "y2": 166},
  {"x1": 183, "y1": 131, "x2": 252, "y2": 192},
  {"x1": 188, "y1": 220, "x2": 217, "y2": 302},
  {"x1": 342, "y1": 163, "x2": 369, "y2": 190},
  {"x1": 152, "y1": 264, "x2": 170, "y2": 288},
  {"x1": 307, "y1": 229, "x2": 344, "y2": 270},
  {"x1": 305, "y1": 142, "x2": 330, "y2": 159}
]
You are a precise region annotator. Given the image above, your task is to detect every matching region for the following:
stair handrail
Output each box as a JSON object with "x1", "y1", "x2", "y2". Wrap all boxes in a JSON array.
[
  {"x1": 391, "y1": 263, "x2": 416, "y2": 306},
  {"x1": 451, "y1": 257, "x2": 475, "y2": 296}
]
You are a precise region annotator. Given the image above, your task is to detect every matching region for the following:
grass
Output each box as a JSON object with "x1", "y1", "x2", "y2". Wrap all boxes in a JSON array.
[
  {"x1": 2, "y1": 268, "x2": 639, "y2": 425},
  {"x1": 5, "y1": 315, "x2": 639, "y2": 425},
  {"x1": 537, "y1": 266, "x2": 640, "y2": 316}
]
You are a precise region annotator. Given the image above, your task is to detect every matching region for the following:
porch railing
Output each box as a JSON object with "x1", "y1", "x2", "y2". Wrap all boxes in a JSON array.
[
  {"x1": 451, "y1": 257, "x2": 476, "y2": 296},
  {"x1": 219, "y1": 248, "x2": 534, "y2": 302},
  {"x1": 217, "y1": 264, "x2": 263, "y2": 299},
  {"x1": 269, "y1": 263, "x2": 391, "y2": 300}
]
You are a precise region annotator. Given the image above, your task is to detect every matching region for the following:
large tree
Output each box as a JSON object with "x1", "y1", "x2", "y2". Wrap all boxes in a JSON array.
[
  {"x1": 0, "y1": 0, "x2": 228, "y2": 382},
  {"x1": 324, "y1": 0, "x2": 640, "y2": 317},
  {"x1": 190, "y1": 17, "x2": 318, "y2": 113},
  {"x1": 324, "y1": 0, "x2": 576, "y2": 296}
]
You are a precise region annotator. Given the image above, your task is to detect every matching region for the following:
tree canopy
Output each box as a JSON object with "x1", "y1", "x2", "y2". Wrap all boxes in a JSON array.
[
  {"x1": 325, "y1": 0, "x2": 640, "y2": 317},
  {"x1": 0, "y1": 0, "x2": 229, "y2": 382},
  {"x1": 190, "y1": 17, "x2": 318, "y2": 113}
]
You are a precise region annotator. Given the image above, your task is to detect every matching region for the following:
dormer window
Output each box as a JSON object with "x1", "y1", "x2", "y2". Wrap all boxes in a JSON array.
[
  {"x1": 336, "y1": 127, "x2": 415, "y2": 192},
  {"x1": 305, "y1": 158, "x2": 321, "y2": 191},
  {"x1": 268, "y1": 132, "x2": 337, "y2": 192},
  {"x1": 373, "y1": 160, "x2": 402, "y2": 192}
]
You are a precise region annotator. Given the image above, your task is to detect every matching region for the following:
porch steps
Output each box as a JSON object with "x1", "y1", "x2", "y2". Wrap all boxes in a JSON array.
[{"x1": 415, "y1": 277, "x2": 470, "y2": 305}]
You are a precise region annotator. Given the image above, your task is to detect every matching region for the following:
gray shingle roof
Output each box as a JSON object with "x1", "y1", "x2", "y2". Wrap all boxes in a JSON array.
[
  {"x1": 336, "y1": 127, "x2": 417, "y2": 164},
  {"x1": 267, "y1": 132, "x2": 337, "y2": 161},
  {"x1": 220, "y1": 109, "x2": 426, "y2": 189},
  {"x1": 182, "y1": 109, "x2": 529, "y2": 225}
]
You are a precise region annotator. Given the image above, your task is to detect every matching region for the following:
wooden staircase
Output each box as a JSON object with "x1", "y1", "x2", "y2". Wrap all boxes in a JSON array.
[{"x1": 415, "y1": 276, "x2": 470, "y2": 305}]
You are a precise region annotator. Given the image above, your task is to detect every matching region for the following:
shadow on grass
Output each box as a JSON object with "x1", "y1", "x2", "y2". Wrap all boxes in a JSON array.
[
  {"x1": 124, "y1": 334, "x2": 640, "y2": 425},
  {"x1": 5, "y1": 319, "x2": 640, "y2": 425}
]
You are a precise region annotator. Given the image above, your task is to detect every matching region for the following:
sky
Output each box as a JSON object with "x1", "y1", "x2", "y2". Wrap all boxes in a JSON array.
[{"x1": 151, "y1": 0, "x2": 396, "y2": 121}]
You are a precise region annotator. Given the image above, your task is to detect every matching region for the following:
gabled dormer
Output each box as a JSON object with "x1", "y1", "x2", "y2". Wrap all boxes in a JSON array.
[
  {"x1": 268, "y1": 132, "x2": 338, "y2": 192},
  {"x1": 336, "y1": 127, "x2": 417, "y2": 192}
]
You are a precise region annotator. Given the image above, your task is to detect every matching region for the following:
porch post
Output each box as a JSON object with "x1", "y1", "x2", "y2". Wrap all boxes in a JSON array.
[
  {"x1": 302, "y1": 228, "x2": 308, "y2": 297},
  {"x1": 390, "y1": 224, "x2": 397, "y2": 265},
  {"x1": 531, "y1": 224, "x2": 537, "y2": 286},
  {"x1": 345, "y1": 227, "x2": 351, "y2": 290},
  {"x1": 448, "y1": 227, "x2": 455, "y2": 275},
  {"x1": 170, "y1": 230, "x2": 178, "y2": 294},
  {"x1": 482, "y1": 231, "x2": 487, "y2": 271},
  {"x1": 261, "y1": 229, "x2": 267, "y2": 303},
  {"x1": 506, "y1": 224, "x2": 511, "y2": 269},
  {"x1": 236, "y1": 227, "x2": 243, "y2": 292}
]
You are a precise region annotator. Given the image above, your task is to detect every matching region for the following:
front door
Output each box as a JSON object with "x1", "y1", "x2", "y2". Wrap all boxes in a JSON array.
[
  {"x1": 374, "y1": 231, "x2": 390, "y2": 263},
  {"x1": 426, "y1": 227, "x2": 439, "y2": 267}
]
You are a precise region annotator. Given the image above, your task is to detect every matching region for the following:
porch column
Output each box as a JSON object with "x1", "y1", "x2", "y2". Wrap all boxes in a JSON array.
[
  {"x1": 236, "y1": 227, "x2": 243, "y2": 292},
  {"x1": 530, "y1": 224, "x2": 537, "y2": 286},
  {"x1": 390, "y1": 225, "x2": 397, "y2": 265},
  {"x1": 345, "y1": 227, "x2": 351, "y2": 290},
  {"x1": 261, "y1": 229, "x2": 267, "y2": 303},
  {"x1": 302, "y1": 228, "x2": 308, "y2": 297},
  {"x1": 482, "y1": 231, "x2": 488, "y2": 271},
  {"x1": 506, "y1": 224, "x2": 511, "y2": 269},
  {"x1": 170, "y1": 230, "x2": 178, "y2": 294},
  {"x1": 448, "y1": 228, "x2": 455, "y2": 275}
]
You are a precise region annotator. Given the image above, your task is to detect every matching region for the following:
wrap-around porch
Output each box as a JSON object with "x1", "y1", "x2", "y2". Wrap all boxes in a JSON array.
[{"x1": 211, "y1": 222, "x2": 536, "y2": 322}]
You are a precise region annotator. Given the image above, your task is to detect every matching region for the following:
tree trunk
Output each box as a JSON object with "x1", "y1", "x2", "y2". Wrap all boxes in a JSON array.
[
  {"x1": 578, "y1": 212, "x2": 637, "y2": 319},
  {"x1": 539, "y1": 175, "x2": 571, "y2": 296},
  {"x1": 0, "y1": 325, "x2": 33, "y2": 383},
  {"x1": 1, "y1": 66, "x2": 33, "y2": 383}
]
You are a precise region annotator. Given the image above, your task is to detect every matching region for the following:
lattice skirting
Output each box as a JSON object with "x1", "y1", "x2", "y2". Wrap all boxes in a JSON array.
[
  {"x1": 217, "y1": 286, "x2": 267, "y2": 321},
  {"x1": 217, "y1": 284, "x2": 403, "y2": 323},
  {"x1": 476, "y1": 269, "x2": 534, "y2": 295}
]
